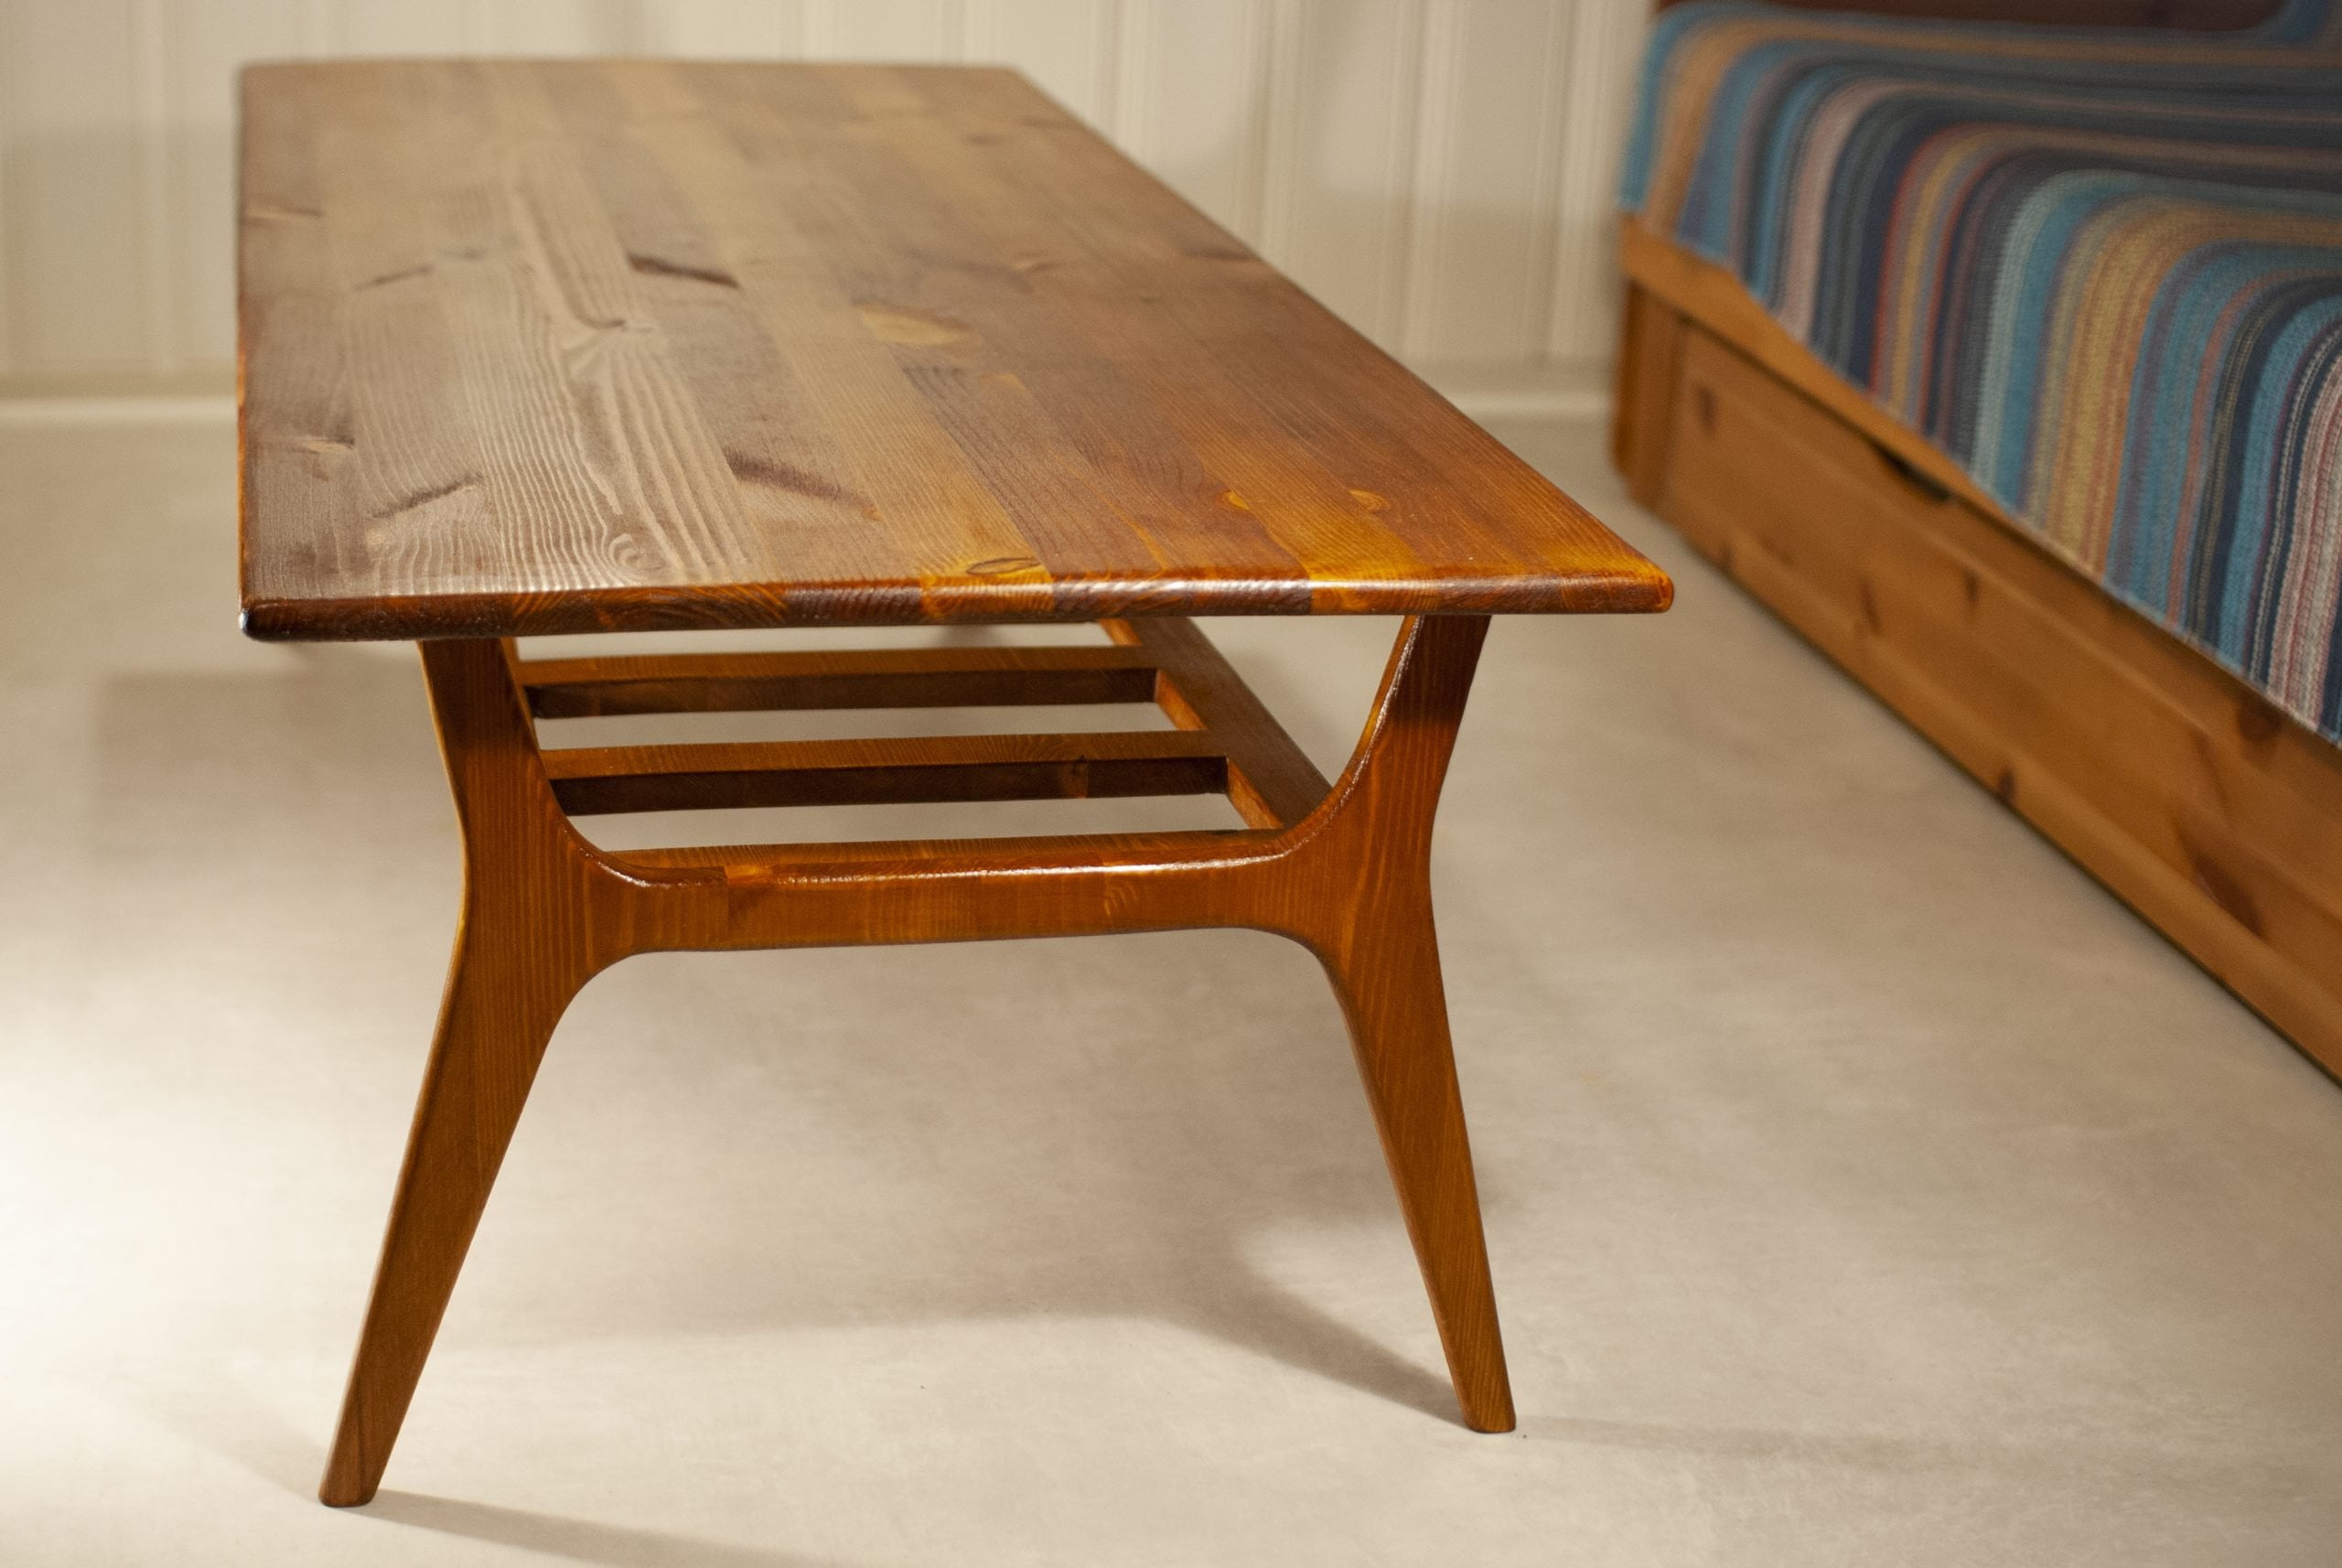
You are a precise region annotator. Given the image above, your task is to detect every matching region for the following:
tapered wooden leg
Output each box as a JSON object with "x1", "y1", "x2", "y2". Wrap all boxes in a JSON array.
[
  {"x1": 1315, "y1": 884, "x2": 1515, "y2": 1433},
  {"x1": 320, "y1": 920, "x2": 590, "y2": 1506},
  {"x1": 1291, "y1": 613, "x2": 1513, "y2": 1431},
  {"x1": 322, "y1": 639, "x2": 618, "y2": 1507},
  {"x1": 317, "y1": 618, "x2": 1521, "y2": 1505}
]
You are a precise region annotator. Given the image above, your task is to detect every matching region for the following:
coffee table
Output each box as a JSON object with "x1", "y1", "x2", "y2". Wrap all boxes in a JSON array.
[{"x1": 239, "y1": 59, "x2": 1671, "y2": 1509}]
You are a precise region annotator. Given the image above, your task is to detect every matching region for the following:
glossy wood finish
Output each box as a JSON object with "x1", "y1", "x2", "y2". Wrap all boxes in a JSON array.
[
  {"x1": 318, "y1": 616, "x2": 1522, "y2": 1507},
  {"x1": 1102, "y1": 616, "x2": 1333, "y2": 829},
  {"x1": 520, "y1": 644, "x2": 1163, "y2": 716},
  {"x1": 237, "y1": 59, "x2": 1667, "y2": 641},
  {"x1": 255, "y1": 55, "x2": 1675, "y2": 1510},
  {"x1": 542, "y1": 728, "x2": 1235, "y2": 815},
  {"x1": 1616, "y1": 228, "x2": 2342, "y2": 1076}
]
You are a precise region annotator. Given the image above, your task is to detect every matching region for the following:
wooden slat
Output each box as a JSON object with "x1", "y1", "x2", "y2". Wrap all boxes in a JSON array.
[
  {"x1": 540, "y1": 729, "x2": 1230, "y2": 815},
  {"x1": 519, "y1": 645, "x2": 1161, "y2": 717},
  {"x1": 236, "y1": 60, "x2": 1669, "y2": 640},
  {"x1": 614, "y1": 826, "x2": 1281, "y2": 873},
  {"x1": 1101, "y1": 618, "x2": 1334, "y2": 830}
]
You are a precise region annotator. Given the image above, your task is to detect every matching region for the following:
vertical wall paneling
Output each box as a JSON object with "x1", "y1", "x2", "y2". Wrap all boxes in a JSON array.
[
  {"x1": 6, "y1": 0, "x2": 149, "y2": 373},
  {"x1": 1255, "y1": 0, "x2": 1308, "y2": 264},
  {"x1": 1273, "y1": 0, "x2": 1423, "y2": 351},
  {"x1": 642, "y1": 0, "x2": 806, "y2": 58},
  {"x1": 1398, "y1": 0, "x2": 1461, "y2": 361},
  {"x1": 967, "y1": 0, "x2": 1118, "y2": 127},
  {"x1": 1525, "y1": 2, "x2": 1578, "y2": 358},
  {"x1": 0, "y1": 0, "x2": 14, "y2": 375},
  {"x1": 167, "y1": 0, "x2": 304, "y2": 373},
  {"x1": 336, "y1": 0, "x2": 467, "y2": 55},
  {"x1": 1402, "y1": 0, "x2": 1573, "y2": 366},
  {"x1": 1092, "y1": 0, "x2": 1124, "y2": 138},
  {"x1": 1115, "y1": 0, "x2": 1273, "y2": 247},
  {"x1": 0, "y1": 0, "x2": 1652, "y2": 407},
  {"x1": 481, "y1": 0, "x2": 628, "y2": 54},
  {"x1": 297, "y1": 0, "x2": 338, "y2": 52},
  {"x1": 1546, "y1": 0, "x2": 1641, "y2": 361},
  {"x1": 1110, "y1": 0, "x2": 1153, "y2": 156},
  {"x1": 134, "y1": 0, "x2": 177, "y2": 374},
  {"x1": 821, "y1": 0, "x2": 964, "y2": 61},
  {"x1": 801, "y1": 0, "x2": 836, "y2": 59}
]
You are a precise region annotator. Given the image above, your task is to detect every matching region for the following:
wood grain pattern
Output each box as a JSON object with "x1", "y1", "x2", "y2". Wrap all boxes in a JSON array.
[
  {"x1": 541, "y1": 728, "x2": 1234, "y2": 814},
  {"x1": 237, "y1": 59, "x2": 1669, "y2": 640},
  {"x1": 1614, "y1": 240, "x2": 2342, "y2": 1075},
  {"x1": 282, "y1": 58, "x2": 1671, "y2": 1505},
  {"x1": 520, "y1": 644, "x2": 1163, "y2": 715},
  {"x1": 1611, "y1": 280, "x2": 1685, "y2": 508},
  {"x1": 1101, "y1": 615, "x2": 1333, "y2": 829}
]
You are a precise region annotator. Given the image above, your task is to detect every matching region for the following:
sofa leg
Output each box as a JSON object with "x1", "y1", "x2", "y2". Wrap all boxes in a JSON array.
[{"x1": 1613, "y1": 281, "x2": 1687, "y2": 507}]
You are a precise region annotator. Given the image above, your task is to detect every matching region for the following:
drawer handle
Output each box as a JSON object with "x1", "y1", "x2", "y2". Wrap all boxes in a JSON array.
[{"x1": 1870, "y1": 440, "x2": 1953, "y2": 505}]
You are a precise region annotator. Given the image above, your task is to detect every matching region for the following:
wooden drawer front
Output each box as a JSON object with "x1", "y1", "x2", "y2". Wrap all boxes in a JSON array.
[{"x1": 1658, "y1": 323, "x2": 2342, "y2": 1066}]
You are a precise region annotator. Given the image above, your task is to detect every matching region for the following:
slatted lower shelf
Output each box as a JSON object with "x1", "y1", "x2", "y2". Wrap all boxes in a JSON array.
[
  {"x1": 514, "y1": 621, "x2": 1335, "y2": 832},
  {"x1": 542, "y1": 730, "x2": 1231, "y2": 815},
  {"x1": 521, "y1": 645, "x2": 1164, "y2": 717}
]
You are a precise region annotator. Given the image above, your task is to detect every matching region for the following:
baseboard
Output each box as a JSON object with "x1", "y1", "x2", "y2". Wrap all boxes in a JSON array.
[
  {"x1": 0, "y1": 367, "x2": 1610, "y2": 431},
  {"x1": 0, "y1": 394, "x2": 234, "y2": 425},
  {"x1": 1426, "y1": 361, "x2": 1611, "y2": 424}
]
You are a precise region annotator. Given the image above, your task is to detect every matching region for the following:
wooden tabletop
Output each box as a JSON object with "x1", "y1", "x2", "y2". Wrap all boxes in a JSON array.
[{"x1": 238, "y1": 59, "x2": 1669, "y2": 641}]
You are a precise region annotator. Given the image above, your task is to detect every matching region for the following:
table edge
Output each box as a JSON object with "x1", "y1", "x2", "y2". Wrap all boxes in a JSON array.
[{"x1": 239, "y1": 568, "x2": 1675, "y2": 642}]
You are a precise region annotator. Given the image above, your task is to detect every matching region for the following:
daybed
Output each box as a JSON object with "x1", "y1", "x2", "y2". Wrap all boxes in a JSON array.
[{"x1": 1614, "y1": 0, "x2": 2342, "y2": 1071}]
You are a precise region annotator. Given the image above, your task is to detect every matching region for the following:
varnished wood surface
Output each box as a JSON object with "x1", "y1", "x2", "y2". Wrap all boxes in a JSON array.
[
  {"x1": 1616, "y1": 238, "x2": 2342, "y2": 1075},
  {"x1": 1611, "y1": 282, "x2": 1686, "y2": 510},
  {"x1": 238, "y1": 59, "x2": 1668, "y2": 641},
  {"x1": 541, "y1": 728, "x2": 1233, "y2": 814},
  {"x1": 319, "y1": 617, "x2": 1518, "y2": 1505},
  {"x1": 521, "y1": 643, "x2": 1161, "y2": 715},
  {"x1": 1101, "y1": 616, "x2": 1332, "y2": 829}
]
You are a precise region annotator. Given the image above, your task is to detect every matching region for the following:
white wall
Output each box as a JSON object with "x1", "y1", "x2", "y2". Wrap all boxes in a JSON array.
[{"x1": 0, "y1": 0, "x2": 1648, "y2": 407}]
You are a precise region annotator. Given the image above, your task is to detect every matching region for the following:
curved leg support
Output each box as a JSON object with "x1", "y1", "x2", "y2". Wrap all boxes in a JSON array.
[
  {"x1": 1286, "y1": 615, "x2": 1514, "y2": 1432},
  {"x1": 1311, "y1": 881, "x2": 1515, "y2": 1432},
  {"x1": 319, "y1": 617, "x2": 1516, "y2": 1504},
  {"x1": 319, "y1": 918, "x2": 593, "y2": 1506},
  {"x1": 321, "y1": 640, "x2": 618, "y2": 1507}
]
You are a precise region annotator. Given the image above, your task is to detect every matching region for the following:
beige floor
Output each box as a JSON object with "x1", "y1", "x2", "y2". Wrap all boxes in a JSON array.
[{"x1": 3, "y1": 410, "x2": 2338, "y2": 1567}]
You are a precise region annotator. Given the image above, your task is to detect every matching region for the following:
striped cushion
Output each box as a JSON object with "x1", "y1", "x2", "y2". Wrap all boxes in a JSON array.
[{"x1": 1623, "y1": 1, "x2": 2342, "y2": 739}]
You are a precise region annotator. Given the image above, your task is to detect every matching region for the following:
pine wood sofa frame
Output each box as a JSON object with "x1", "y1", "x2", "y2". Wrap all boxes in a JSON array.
[{"x1": 1621, "y1": 0, "x2": 2342, "y2": 1075}]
